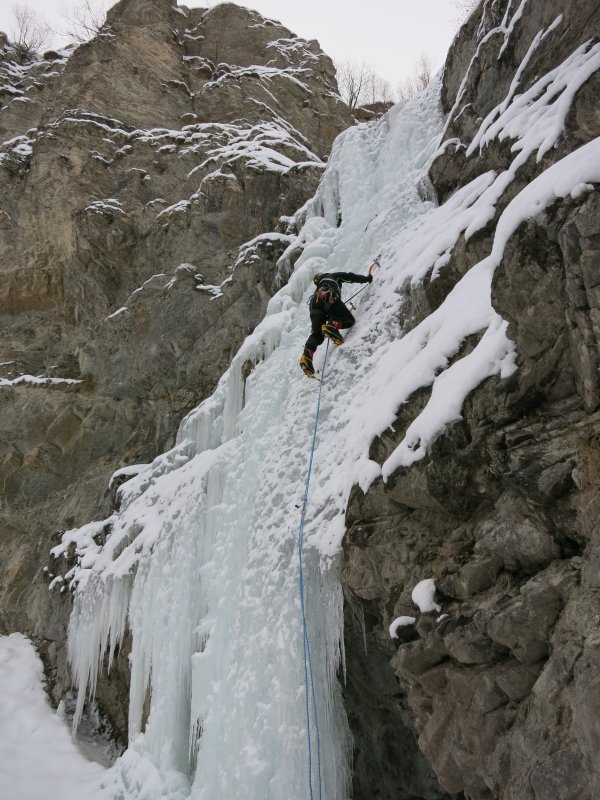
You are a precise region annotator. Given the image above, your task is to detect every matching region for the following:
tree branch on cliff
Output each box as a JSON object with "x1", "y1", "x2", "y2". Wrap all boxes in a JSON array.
[
  {"x1": 10, "y1": 4, "x2": 50, "y2": 62},
  {"x1": 396, "y1": 52, "x2": 434, "y2": 101},
  {"x1": 335, "y1": 59, "x2": 370, "y2": 111},
  {"x1": 59, "y1": 0, "x2": 108, "y2": 44},
  {"x1": 335, "y1": 59, "x2": 394, "y2": 110}
]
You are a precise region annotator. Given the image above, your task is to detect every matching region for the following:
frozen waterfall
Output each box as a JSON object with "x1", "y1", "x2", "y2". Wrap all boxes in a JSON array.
[
  {"x1": 55, "y1": 78, "x2": 491, "y2": 799},
  {"x1": 41, "y1": 11, "x2": 600, "y2": 798}
]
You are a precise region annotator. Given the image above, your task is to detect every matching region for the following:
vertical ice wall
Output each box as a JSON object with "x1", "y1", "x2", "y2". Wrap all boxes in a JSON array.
[
  {"x1": 49, "y1": 6, "x2": 600, "y2": 798},
  {"x1": 56, "y1": 78, "x2": 446, "y2": 800}
]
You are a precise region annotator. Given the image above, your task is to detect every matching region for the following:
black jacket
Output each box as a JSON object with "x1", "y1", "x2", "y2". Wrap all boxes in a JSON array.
[{"x1": 313, "y1": 272, "x2": 370, "y2": 306}]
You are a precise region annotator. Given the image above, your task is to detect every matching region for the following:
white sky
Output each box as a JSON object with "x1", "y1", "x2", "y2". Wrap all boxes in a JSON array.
[{"x1": 0, "y1": 0, "x2": 461, "y2": 87}]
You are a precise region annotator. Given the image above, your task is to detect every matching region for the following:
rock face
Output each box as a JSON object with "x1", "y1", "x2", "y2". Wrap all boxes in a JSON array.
[
  {"x1": 342, "y1": 1, "x2": 600, "y2": 798},
  {"x1": 3, "y1": 0, "x2": 600, "y2": 795},
  {"x1": 0, "y1": 0, "x2": 350, "y2": 741}
]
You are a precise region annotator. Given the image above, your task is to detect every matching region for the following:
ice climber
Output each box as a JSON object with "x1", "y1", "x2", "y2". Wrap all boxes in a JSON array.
[{"x1": 299, "y1": 270, "x2": 373, "y2": 377}]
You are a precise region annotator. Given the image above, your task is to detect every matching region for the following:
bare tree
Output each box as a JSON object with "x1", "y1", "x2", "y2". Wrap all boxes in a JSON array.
[
  {"x1": 396, "y1": 52, "x2": 434, "y2": 101},
  {"x1": 60, "y1": 0, "x2": 108, "y2": 44},
  {"x1": 396, "y1": 77, "x2": 416, "y2": 102},
  {"x1": 414, "y1": 52, "x2": 433, "y2": 91},
  {"x1": 335, "y1": 59, "x2": 395, "y2": 110},
  {"x1": 335, "y1": 59, "x2": 370, "y2": 111},
  {"x1": 363, "y1": 71, "x2": 394, "y2": 105},
  {"x1": 10, "y1": 4, "x2": 50, "y2": 61}
]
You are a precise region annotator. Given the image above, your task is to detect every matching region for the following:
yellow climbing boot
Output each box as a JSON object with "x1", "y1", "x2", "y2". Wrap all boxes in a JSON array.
[
  {"x1": 322, "y1": 323, "x2": 344, "y2": 346},
  {"x1": 299, "y1": 352, "x2": 315, "y2": 377}
]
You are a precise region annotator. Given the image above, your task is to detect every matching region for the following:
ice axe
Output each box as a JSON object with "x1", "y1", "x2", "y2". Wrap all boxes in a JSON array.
[{"x1": 345, "y1": 256, "x2": 381, "y2": 308}]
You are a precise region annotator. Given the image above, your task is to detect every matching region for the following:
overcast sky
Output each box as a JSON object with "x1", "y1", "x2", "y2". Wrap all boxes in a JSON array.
[{"x1": 0, "y1": 0, "x2": 462, "y2": 87}]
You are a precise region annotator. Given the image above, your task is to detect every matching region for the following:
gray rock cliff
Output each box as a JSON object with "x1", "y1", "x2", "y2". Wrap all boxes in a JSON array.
[
  {"x1": 342, "y1": 1, "x2": 600, "y2": 798},
  {"x1": 0, "y1": 0, "x2": 350, "y2": 743},
  {"x1": 2, "y1": 0, "x2": 599, "y2": 796}
]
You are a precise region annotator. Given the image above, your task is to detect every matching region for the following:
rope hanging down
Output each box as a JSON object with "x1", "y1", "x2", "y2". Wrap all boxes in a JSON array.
[{"x1": 297, "y1": 339, "x2": 330, "y2": 800}]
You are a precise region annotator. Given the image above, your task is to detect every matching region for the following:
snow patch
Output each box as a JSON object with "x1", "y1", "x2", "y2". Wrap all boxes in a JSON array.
[
  {"x1": 108, "y1": 464, "x2": 152, "y2": 491},
  {"x1": 0, "y1": 634, "x2": 105, "y2": 799},
  {"x1": 389, "y1": 617, "x2": 416, "y2": 638},
  {"x1": 85, "y1": 198, "x2": 126, "y2": 216},
  {"x1": 411, "y1": 579, "x2": 441, "y2": 613},
  {"x1": 0, "y1": 374, "x2": 82, "y2": 388}
]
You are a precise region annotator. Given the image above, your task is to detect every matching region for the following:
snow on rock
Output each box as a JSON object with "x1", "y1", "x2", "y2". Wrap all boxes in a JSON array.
[
  {"x1": 389, "y1": 617, "x2": 417, "y2": 638},
  {"x1": 50, "y1": 22, "x2": 600, "y2": 799},
  {"x1": 105, "y1": 306, "x2": 128, "y2": 321},
  {"x1": 266, "y1": 37, "x2": 323, "y2": 72},
  {"x1": 85, "y1": 198, "x2": 127, "y2": 216},
  {"x1": 0, "y1": 374, "x2": 83, "y2": 388},
  {"x1": 203, "y1": 64, "x2": 313, "y2": 95},
  {"x1": 101, "y1": 116, "x2": 326, "y2": 234},
  {"x1": 48, "y1": 109, "x2": 131, "y2": 141},
  {"x1": 446, "y1": 0, "x2": 533, "y2": 137},
  {"x1": 0, "y1": 42, "x2": 71, "y2": 119},
  {"x1": 108, "y1": 464, "x2": 152, "y2": 491},
  {"x1": 194, "y1": 283, "x2": 224, "y2": 299},
  {"x1": 184, "y1": 118, "x2": 323, "y2": 179},
  {"x1": 467, "y1": 36, "x2": 599, "y2": 160},
  {"x1": 0, "y1": 134, "x2": 34, "y2": 169},
  {"x1": 233, "y1": 231, "x2": 297, "y2": 287},
  {"x1": 105, "y1": 270, "x2": 198, "y2": 320},
  {"x1": 236, "y1": 232, "x2": 296, "y2": 266},
  {"x1": 570, "y1": 182, "x2": 594, "y2": 199},
  {"x1": 411, "y1": 579, "x2": 441, "y2": 614}
]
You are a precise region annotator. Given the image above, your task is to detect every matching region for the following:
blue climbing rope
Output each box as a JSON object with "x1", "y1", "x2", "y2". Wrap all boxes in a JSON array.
[{"x1": 297, "y1": 339, "x2": 330, "y2": 800}]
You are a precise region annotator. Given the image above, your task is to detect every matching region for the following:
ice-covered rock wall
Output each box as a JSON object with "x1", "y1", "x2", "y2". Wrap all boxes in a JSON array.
[
  {"x1": 57, "y1": 1, "x2": 600, "y2": 793},
  {"x1": 4, "y1": 0, "x2": 600, "y2": 797},
  {"x1": 53, "y1": 72, "x2": 449, "y2": 799}
]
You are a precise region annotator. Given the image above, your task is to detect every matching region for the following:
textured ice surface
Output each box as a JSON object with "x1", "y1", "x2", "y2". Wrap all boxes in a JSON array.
[
  {"x1": 48, "y1": 17, "x2": 600, "y2": 797},
  {"x1": 56, "y1": 80, "x2": 445, "y2": 800}
]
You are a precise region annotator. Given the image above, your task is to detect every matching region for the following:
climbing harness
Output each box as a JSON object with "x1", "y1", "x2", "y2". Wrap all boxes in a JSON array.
[
  {"x1": 314, "y1": 276, "x2": 341, "y2": 305},
  {"x1": 296, "y1": 339, "x2": 330, "y2": 800}
]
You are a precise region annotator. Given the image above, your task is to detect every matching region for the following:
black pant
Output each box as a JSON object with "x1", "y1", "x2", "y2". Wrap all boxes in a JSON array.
[{"x1": 304, "y1": 297, "x2": 355, "y2": 352}]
